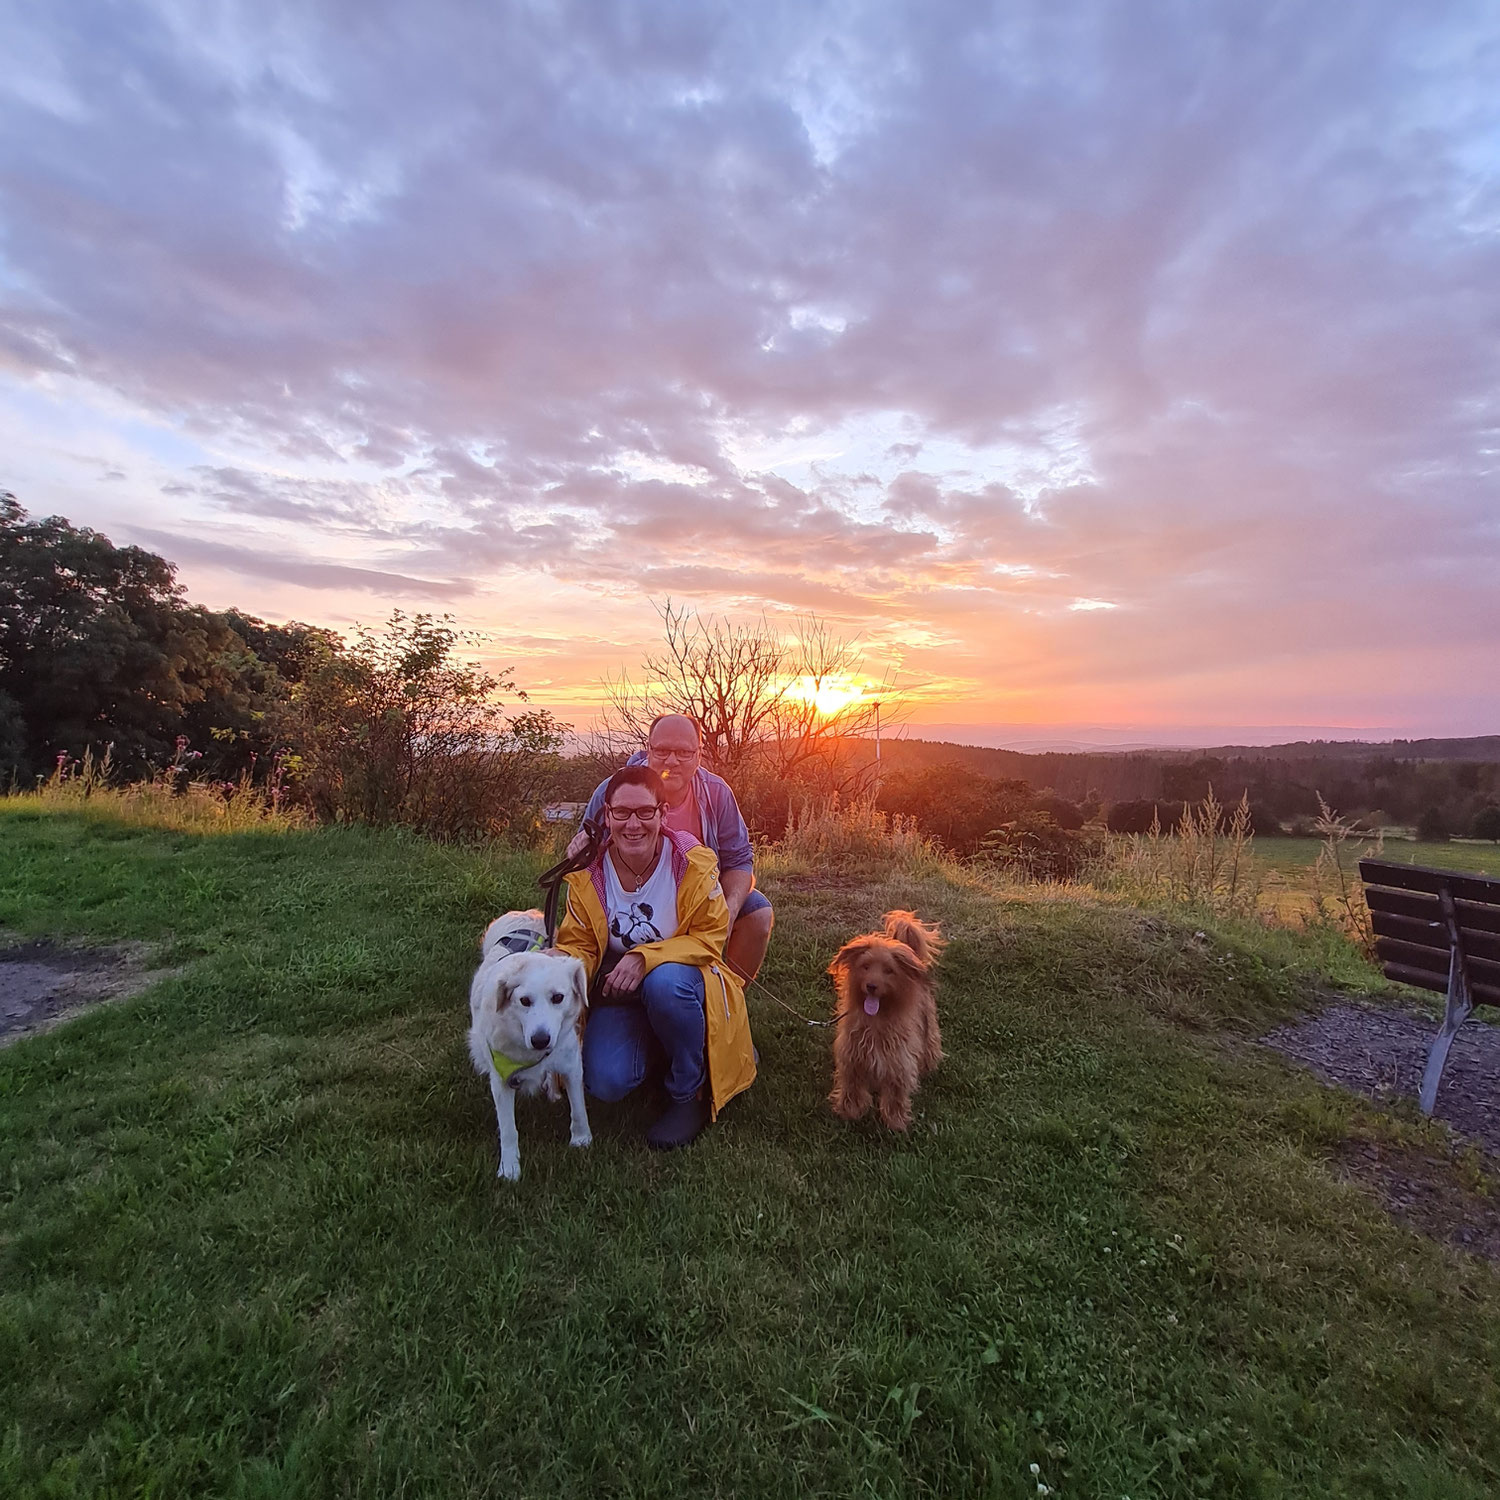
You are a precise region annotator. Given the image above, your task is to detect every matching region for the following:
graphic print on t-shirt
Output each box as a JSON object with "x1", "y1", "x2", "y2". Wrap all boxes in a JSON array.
[{"x1": 610, "y1": 900, "x2": 664, "y2": 950}]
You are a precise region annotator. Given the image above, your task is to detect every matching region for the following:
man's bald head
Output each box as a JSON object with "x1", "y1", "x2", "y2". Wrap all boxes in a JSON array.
[{"x1": 647, "y1": 713, "x2": 702, "y2": 749}]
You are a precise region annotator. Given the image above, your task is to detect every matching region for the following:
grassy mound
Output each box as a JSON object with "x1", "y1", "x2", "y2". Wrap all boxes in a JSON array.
[{"x1": 2, "y1": 806, "x2": 1498, "y2": 1498}]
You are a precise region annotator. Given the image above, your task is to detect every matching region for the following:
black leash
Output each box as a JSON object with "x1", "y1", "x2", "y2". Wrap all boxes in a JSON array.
[{"x1": 537, "y1": 816, "x2": 606, "y2": 946}]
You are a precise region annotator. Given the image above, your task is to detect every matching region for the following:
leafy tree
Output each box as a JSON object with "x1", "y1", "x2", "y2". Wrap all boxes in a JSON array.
[
  {"x1": 877, "y1": 765, "x2": 1034, "y2": 855},
  {"x1": 1471, "y1": 805, "x2": 1500, "y2": 843},
  {"x1": 1415, "y1": 806, "x2": 1450, "y2": 842},
  {"x1": 1106, "y1": 799, "x2": 1186, "y2": 835},
  {"x1": 0, "y1": 494, "x2": 262, "y2": 777},
  {"x1": 278, "y1": 612, "x2": 564, "y2": 840}
]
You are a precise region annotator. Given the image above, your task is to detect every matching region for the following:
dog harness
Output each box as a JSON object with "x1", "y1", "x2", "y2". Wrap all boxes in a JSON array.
[
  {"x1": 489, "y1": 1044, "x2": 550, "y2": 1089},
  {"x1": 494, "y1": 932, "x2": 545, "y2": 955}
]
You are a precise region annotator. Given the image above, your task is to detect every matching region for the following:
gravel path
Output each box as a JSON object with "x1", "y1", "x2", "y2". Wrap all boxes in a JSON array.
[{"x1": 1262, "y1": 998, "x2": 1500, "y2": 1156}]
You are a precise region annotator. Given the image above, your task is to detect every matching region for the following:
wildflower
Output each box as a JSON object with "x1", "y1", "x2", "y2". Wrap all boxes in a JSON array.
[{"x1": 1030, "y1": 1464, "x2": 1040, "y2": 1475}]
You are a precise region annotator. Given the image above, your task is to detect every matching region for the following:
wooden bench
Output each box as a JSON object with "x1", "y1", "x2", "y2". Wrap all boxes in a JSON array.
[{"x1": 1360, "y1": 858, "x2": 1500, "y2": 1114}]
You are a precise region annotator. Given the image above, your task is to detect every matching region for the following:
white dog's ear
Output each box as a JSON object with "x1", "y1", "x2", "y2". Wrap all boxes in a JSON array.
[
  {"x1": 571, "y1": 958, "x2": 589, "y2": 1010},
  {"x1": 492, "y1": 974, "x2": 512, "y2": 1011}
]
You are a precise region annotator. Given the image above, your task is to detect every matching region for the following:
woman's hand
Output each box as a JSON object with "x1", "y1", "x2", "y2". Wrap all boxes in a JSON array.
[{"x1": 601, "y1": 951, "x2": 647, "y2": 997}]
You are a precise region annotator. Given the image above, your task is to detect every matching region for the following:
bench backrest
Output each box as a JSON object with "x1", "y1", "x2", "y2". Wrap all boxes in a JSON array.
[{"x1": 1359, "y1": 859, "x2": 1500, "y2": 1008}]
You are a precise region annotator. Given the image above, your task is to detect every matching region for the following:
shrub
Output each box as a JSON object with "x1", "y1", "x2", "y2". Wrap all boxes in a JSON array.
[{"x1": 977, "y1": 811, "x2": 1095, "y2": 881}]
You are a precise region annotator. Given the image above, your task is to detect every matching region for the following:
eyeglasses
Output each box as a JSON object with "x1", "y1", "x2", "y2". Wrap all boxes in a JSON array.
[
  {"x1": 606, "y1": 806, "x2": 661, "y2": 824},
  {"x1": 648, "y1": 745, "x2": 699, "y2": 762}
]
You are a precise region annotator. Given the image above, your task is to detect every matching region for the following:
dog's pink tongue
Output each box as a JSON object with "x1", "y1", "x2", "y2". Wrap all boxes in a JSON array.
[{"x1": 863, "y1": 996, "x2": 880, "y2": 1016}]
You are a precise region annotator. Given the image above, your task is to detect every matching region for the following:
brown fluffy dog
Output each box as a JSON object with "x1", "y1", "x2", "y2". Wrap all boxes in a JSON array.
[{"x1": 827, "y1": 910, "x2": 944, "y2": 1131}]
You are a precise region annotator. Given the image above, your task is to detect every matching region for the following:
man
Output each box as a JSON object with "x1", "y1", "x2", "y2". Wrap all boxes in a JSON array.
[{"x1": 572, "y1": 714, "x2": 774, "y2": 982}]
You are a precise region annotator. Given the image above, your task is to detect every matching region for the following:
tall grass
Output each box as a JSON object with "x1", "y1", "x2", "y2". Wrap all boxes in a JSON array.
[
  {"x1": 768, "y1": 791, "x2": 947, "y2": 875},
  {"x1": 11, "y1": 746, "x2": 307, "y2": 835},
  {"x1": 1305, "y1": 794, "x2": 1382, "y2": 955},
  {"x1": 1091, "y1": 789, "x2": 1262, "y2": 919}
]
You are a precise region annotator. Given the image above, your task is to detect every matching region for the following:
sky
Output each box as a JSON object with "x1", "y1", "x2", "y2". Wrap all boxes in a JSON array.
[{"x1": 2, "y1": 0, "x2": 1497, "y2": 747}]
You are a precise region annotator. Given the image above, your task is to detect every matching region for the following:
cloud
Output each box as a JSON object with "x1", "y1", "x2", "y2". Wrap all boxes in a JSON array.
[
  {"x1": 1, "y1": 0, "x2": 1498, "y2": 730},
  {"x1": 127, "y1": 528, "x2": 474, "y2": 598}
]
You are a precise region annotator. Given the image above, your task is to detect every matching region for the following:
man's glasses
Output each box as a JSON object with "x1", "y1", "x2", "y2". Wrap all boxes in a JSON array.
[
  {"x1": 648, "y1": 746, "x2": 698, "y2": 762},
  {"x1": 606, "y1": 806, "x2": 661, "y2": 824}
]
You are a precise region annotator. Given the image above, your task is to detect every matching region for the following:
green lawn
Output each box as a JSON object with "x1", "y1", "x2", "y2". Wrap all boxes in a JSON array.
[
  {"x1": 3, "y1": 806, "x2": 1499, "y2": 1497},
  {"x1": 1253, "y1": 836, "x2": 1500, "y2": 883}
]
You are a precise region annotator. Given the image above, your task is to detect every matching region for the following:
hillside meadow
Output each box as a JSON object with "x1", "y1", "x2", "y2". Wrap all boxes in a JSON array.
[{"x1": 2, "y1": 802, "x2": 1499, "y2": 1498}]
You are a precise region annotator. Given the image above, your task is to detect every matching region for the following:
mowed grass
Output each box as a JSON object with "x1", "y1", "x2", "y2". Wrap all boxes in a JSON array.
[
  {"x1": 1253, "y1": 836, "x2": 1500, "y2": 884},
  {"x1": 2, "y1": 807, "x2": 1500, "y2": 1498}
]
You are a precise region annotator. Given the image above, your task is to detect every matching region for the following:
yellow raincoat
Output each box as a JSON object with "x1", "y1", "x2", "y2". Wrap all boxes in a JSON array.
[{"x1": 556, "y1": 836, "x2": 756, "y2": 1119}]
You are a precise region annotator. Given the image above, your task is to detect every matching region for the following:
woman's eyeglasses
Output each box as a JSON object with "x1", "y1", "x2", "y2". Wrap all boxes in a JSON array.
[{"x1": 606, "y1": 806, "x2": 661, "y2": 824}]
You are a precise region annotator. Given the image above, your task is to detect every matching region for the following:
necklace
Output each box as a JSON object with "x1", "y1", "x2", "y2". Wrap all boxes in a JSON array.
[{"x1": 611, "y1": 843, "x2": 659, "y2": 892}]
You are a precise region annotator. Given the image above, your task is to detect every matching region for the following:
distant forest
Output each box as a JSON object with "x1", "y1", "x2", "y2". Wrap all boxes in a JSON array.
[{"x1": 857, "y1": 735, "x2": 1500, "y2": 839}]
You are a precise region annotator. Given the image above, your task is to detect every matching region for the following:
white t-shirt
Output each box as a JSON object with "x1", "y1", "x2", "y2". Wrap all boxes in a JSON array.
[{"x1": 603, "y1": 844, "x2": 680, "y2": 956}]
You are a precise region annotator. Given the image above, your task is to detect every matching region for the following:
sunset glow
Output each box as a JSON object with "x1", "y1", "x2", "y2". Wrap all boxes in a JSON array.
[
  {"x1": 783, "y1": 677, "x2": 868, "y2": 718},
  {"x1": 1, "y1": 3, "x2": 1495, "y2": 743}
]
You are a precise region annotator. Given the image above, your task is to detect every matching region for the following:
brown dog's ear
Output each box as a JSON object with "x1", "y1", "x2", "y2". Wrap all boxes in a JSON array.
[
  {"x1": 828, "y1": 938, "x2": 872, "y2": 976},
  {"x1": 887, "y1": 942, "x2": 928, "y2": 979}
]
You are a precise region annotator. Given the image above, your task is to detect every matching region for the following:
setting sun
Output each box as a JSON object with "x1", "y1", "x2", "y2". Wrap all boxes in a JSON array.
[{"x1": 783, "y1": 676, "x2": 867, "y2": 717}]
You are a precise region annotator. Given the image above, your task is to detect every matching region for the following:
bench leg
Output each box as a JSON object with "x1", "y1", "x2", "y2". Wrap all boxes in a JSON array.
[{"x1": 1418, "y1": 949, "x2": 1473, "y2": 1116}]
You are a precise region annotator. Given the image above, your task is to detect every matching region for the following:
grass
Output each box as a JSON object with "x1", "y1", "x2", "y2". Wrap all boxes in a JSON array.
[
  {"x1": 2, "y1": 803, "x2": 1500, "y2": 1497},
  {"x1": 1254, "y1": 836, "x2": 1500, "y2": 882}
]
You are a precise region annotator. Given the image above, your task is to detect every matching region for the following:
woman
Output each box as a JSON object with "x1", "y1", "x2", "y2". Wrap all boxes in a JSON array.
[{"x1": 556, "y1": 765, "x2": 756, "y2": 1149}]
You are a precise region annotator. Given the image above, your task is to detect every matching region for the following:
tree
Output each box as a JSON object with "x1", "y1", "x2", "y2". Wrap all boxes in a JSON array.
[
  {"x1": 877, "y1": 765, "x2": 1034, "y2": 856},
  {"x1": 278, "y1": 612, "x2": 564, "y2": 840},
  {"x1": 599, "y1": 601, "x2": 902, "y2": 829},
  {"x1": 1471, "y1": 805, "x2": 1500, "y2": 843},
  {"x1": 0, "y1": 494, "x2": 264, "y2": 778},
  {"x1": 1415, "y1": 806, "x2": 1450, "y2": 843}
]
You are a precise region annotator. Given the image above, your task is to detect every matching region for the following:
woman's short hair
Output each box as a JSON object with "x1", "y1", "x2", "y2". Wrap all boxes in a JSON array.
[{"x1": 603, "y1": 764, "x2": 664, "y2": 808}]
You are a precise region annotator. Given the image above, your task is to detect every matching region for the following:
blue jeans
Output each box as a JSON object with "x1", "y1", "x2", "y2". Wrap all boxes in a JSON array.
[{"x1": 584, "y1": 961, "x2": 707, "y2": 1105}]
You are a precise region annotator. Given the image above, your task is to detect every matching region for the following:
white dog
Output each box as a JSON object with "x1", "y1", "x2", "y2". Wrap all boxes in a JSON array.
[{"x1": 468, "y1": 912, "x2": 591, "y2": 1182}]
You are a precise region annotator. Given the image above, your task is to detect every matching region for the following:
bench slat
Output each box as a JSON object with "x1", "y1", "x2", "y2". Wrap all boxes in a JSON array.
[
  {"x1": 1370, "y1": 914, "x2": 1500, "y2": 963},
  {"x1": 1365, "y1": 887, "x2": 1440, "y2": 921},
  {"x1": 1371, "y1": 910, "x2": 1446, "y2": 948},
  {"x1": 1455, "y1": 900, "x2": 1500, "y2": 938},
  {"x1": 1375, "y1": 937, "x2": 1449, "y2": 977},
  {"x1": 1360, "y1": 859, "x2": 1500, "y2": 905},
  {"x1": 1377, "y1": 940, "x2": 1500, "y2": 991},
  {"x1": 1379, "y1": 961, "x2": 1500, "y2": 1008}
]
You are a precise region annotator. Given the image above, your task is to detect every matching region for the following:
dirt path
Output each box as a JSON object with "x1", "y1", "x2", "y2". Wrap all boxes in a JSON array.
[{"x1": 0, "y1": 934, "x2": 174, "y2": 1045}]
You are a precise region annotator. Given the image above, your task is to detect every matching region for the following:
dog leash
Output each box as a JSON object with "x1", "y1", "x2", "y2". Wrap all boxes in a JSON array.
[
  {"x1": 746, "y1": 973, "x2": 833, "y2": 1029},
  {"x1": 536, "y1": 816, "x2": 606, "y2": 947}
]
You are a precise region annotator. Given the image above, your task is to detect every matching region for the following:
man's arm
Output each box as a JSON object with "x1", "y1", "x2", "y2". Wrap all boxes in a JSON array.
[
  {"x1": 568, "y1": 778, "x2": 610, "y2": 860},
  {"x1": 719, "y1": 868, "x2": 753, "y2": 925}
]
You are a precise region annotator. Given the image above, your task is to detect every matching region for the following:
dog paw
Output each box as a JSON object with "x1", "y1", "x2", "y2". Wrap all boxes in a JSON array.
[
  {"x1": 569, "y1": 1130, "x2": 593, "y2": 1149},
  {"x1": 497, "y1": 1158, "x2": 522, "y2": 1182}
]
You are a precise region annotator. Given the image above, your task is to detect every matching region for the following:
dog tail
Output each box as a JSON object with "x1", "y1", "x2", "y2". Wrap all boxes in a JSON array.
[{"x1": 883, "y1": 910, "x2": 944, "y2": 965}]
